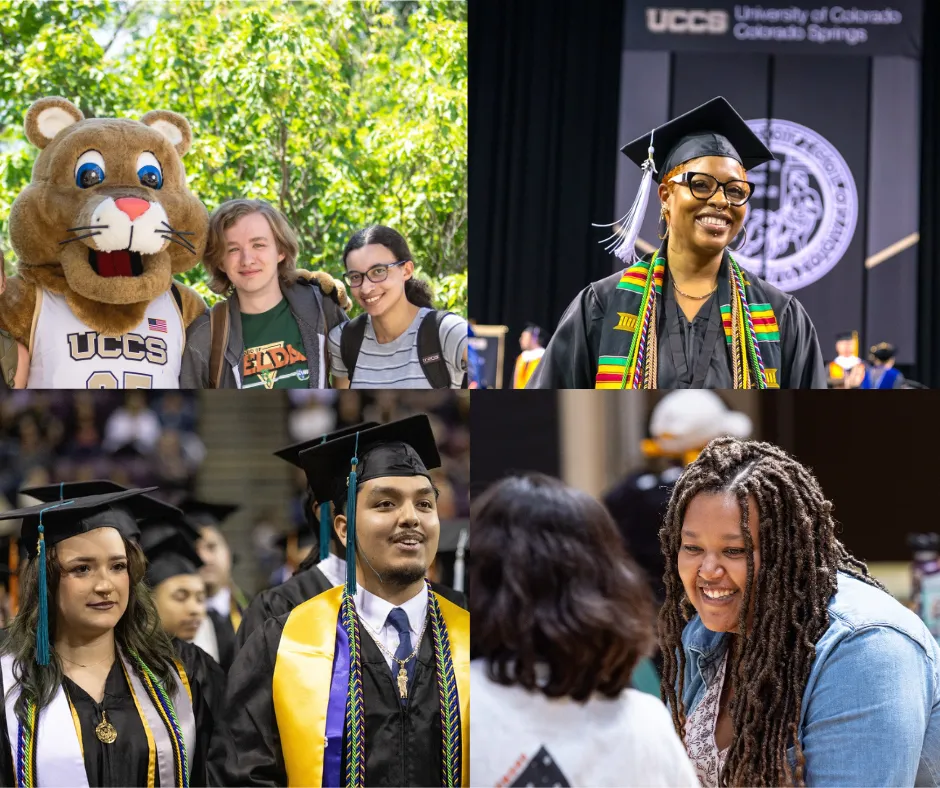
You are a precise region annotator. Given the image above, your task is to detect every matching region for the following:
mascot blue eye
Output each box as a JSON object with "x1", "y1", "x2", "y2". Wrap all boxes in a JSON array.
[
  {"x1": 138, "y1": 165, "x2": 163, "y2": 189},
  {"x1": 75, "y1": 163, "x2": 104, "y2": 189}
]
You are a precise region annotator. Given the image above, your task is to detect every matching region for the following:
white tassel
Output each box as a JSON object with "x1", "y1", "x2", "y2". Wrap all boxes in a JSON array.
[{"x1": 593, "y1": 141, "x2": 657, "y2": 265}]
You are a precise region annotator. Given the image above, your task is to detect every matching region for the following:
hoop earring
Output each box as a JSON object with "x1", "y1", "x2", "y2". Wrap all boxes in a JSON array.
[
  {"x1": 731, "y1": 222, "x2": 748, "y2": 252},
  {"x1": 658, "y1": 205, "x2": 669, "y2": 241}
]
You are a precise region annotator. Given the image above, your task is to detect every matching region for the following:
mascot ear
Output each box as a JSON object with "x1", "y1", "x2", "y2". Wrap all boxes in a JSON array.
[
  {"x1": 25, "y1": 97, "x2": 84, "y2": 149},
  {"x1": 140, "y1": 110, "x2": 193, "y2": 156}
]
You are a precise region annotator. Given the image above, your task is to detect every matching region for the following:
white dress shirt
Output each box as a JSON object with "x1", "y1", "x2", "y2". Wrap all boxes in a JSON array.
[
  {"x1": 192, "y1": 615, "x2": 220, "y2": 662},
  {"x1": 206, "y1": 586, "x2": 231, "y2": 619},
  {"x1": 318, "y1": 554, "x2": 346, "y2": 588},
  {"x1": 355, "y1": 583, "x2": 428, "y2": 671}
]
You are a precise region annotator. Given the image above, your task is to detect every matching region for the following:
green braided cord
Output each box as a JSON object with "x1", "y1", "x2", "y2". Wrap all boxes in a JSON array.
[
  {"x1": 343, "y1": 592, "x2": 366, "y2": 788},
  {"x1": 729, "y1": 257, "x2": 766, "y2": 389},
  {"x1": 428, "y1": 583, "x2": 461, "y2": 786},
  {"x1": 131, "y1": 652, "x2": 189, "y2": 787},
  {"x1": 622, "y1": 252, "x2": 657, "y2": 388}
]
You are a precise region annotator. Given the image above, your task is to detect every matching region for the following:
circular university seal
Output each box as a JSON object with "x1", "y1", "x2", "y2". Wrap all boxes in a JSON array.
[{"x1": 735, "y1": 118, "x2": 858, "y2": 292}]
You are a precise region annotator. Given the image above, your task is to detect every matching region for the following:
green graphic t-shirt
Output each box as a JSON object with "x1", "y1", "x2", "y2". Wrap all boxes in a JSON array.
[{"x1": 241, "y1": 298, "x2": 309, "y2": 389}]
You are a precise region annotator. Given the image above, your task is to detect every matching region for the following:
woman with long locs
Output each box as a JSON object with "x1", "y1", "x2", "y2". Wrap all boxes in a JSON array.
[
  {"x1": 0, "y1": 490, "x2": 214, "y2": 787},
  {"x1": 659, "y1": 437, "x2": 940, "y2": 787}
]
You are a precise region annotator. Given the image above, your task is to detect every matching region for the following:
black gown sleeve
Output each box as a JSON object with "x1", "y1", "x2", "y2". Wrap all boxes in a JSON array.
[
  {"x1": 174, "y1": 638, "x2": 226, "y2": 736},
  {"x1": 208, "y1": 617, "x2": 286, "y2": 787},
  {"x1": 234, "y1": 589, "x2": 277, "y2": 653},
  {"x1": 779, "y1": 295, "x2": 827, "y2": 389},
  {"x1": 526, "y1": 283, "x2": 608, "y2": 389},
  {"x1": 185, "y1": 655, "x2": 213, "y2": 788}
]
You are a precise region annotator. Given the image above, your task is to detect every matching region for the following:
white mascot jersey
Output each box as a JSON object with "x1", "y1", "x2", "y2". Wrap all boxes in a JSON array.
[{"x1": 27, "y1": 288, "x2": 185, "y2": 389}]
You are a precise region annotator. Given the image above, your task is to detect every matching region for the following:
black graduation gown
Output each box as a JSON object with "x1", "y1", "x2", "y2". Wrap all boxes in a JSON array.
[
  {"x1": 173, "y1": 638, "x2": 226, "y2": 725},
  {"x1": 234, "y1": 566, "x2": 467, "y2": 653},
  {"x1": 207, "y1": 610, "x2": 236, "y2": 673},
  {"x1": 0, "y1": 649, "x2": 214, "y2": 787},
  {"x1": 527, "y1": 264, "x2": 827, "y2": 389},
  {"x1": 210, "y1": 611, "x2": 445, "y2": 787}
]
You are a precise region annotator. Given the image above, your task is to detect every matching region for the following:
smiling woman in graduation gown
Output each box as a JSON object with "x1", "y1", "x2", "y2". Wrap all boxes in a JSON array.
[
  {"x1": 528, "y1": 96, "x2": 827, "y2": 390},
  {"x1": 212, "y1": 417, "x2": 468, "y2": 787},
  {"x1": 0, "y1": 490, "x2": 215, "y2": 787}
]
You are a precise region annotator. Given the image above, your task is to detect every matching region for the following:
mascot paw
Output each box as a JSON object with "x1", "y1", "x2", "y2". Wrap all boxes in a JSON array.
[{"x1": 299, "y1": 270, "x2": 351, "y2": 312}]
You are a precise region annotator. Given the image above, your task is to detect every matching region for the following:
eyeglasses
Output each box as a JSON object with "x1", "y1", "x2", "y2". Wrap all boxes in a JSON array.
[
  {"x1": 668, "y1": 172, "x2": 753, "y2": 206},
  {"x1": 342, "y1": 261, "x2": 409, "y2": 288}
]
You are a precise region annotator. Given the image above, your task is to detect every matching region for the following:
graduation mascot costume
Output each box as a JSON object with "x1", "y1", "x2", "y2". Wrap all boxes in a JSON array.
[{"x1": 0, "y1": 97, "x2": 347, "y2": 389}]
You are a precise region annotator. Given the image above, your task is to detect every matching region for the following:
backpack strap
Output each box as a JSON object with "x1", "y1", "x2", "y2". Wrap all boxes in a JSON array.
[
  {"x1": 170, "y1": 282, "x2": 184, "y2": 312},
  {"x1": 208, "y1": 301, "x2": 230, "y2": 389},
  {"x1": 417, "y1": 310, "x2": 455, "y2": 389},
  {"x1": 339, "y1": 314, "x2": 369, "y2": 383}
]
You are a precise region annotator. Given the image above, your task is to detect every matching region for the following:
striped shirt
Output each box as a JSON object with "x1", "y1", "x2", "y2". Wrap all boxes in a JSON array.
[{"x1": 327, "y1": 307, "x2": 468, "y2": 389}]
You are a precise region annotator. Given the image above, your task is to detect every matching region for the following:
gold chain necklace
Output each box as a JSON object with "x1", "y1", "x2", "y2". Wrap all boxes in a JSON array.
[
  {"x1": 358, "y1": 613, "x2": 429, "y2": 699},
  {"x1": 60, "y1": 651, "x2": 119, "y2": 744},
  {"x1": 57, "y1": 651, "x2": 113, "y2": 669},
  {"x1": 672, "y1": 280, "x2": 718, "y2": 300}
]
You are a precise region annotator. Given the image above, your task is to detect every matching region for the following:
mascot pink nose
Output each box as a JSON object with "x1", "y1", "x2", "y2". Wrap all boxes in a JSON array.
[{"x1": 114, "y1": 197, "x2": 150, "y2": 221}]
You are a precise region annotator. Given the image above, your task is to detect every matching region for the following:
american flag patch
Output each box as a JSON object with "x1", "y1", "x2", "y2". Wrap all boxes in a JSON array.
[{"x1": 148, "y1": 318, "x2": 168, "y2": 333}]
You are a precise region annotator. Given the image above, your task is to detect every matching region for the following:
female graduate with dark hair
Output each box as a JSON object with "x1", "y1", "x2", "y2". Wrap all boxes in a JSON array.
[
  {"x1": 528, "y1": 97, "x2": 826, "y2": 390},
  {"x1": 0, "y1": 489, "x2": 214, "y2": 787}
]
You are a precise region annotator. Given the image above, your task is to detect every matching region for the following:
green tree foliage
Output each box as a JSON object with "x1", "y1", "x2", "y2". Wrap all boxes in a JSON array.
[{"x1": 0, "y1": 0, "x2": 467, "y2": 313}]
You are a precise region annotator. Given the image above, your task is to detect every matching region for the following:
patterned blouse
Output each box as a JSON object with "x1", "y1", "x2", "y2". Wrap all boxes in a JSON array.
[{"x1": 683, "y1": 651, "x2": 729, "y2": 787}]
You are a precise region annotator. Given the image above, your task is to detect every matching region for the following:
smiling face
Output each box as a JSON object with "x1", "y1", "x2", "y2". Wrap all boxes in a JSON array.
[
  {"x1": 336, "y1": 475, "x2": 440, "y2": 588},
  {"x1": 678, "y1": 490, "x2": 760, "y2": 633},
  {"x1": 55, "y1": 527, "x2": 131, "y2": 637},
  {"x1": 220, "y1": 211, "x2": 284, "y2": 299},
  {"x1": 345, "y1": 243, "x2": 413, "y2": 318},
  {"x1": 659, "y1": 156, "x2": 749, "y2": 257}
]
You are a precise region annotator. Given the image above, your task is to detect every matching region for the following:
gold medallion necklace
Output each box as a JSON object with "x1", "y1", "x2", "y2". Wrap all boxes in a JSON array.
[
  {"x1": 358, "y1": 614, "x2": 429, "y2": 699},
  {"x1": 95, "y1": 711, "x2": 117, "y2": 744}
]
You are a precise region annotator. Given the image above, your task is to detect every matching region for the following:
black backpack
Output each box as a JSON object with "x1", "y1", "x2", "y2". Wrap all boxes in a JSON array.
[{"x1": 339, "y1": 310, "x2": 467, "y2": 389}]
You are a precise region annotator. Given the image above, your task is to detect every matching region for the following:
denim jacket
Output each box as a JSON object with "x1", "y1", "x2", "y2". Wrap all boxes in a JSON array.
[{"x1": 681, "y1": 572, "x2": 940, "y2": 786}]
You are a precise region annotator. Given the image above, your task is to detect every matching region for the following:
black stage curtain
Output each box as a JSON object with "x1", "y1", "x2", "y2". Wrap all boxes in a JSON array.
[
  {"x1": 468, "y1": 0, "x2": 625, "y2": 387},
  {"x1": 917, "y1": 1, "x2": 940, "y2": 387}
]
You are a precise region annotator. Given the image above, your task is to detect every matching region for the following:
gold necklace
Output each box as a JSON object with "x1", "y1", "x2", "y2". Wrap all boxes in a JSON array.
[
  {"x1": 673, "y1": 280, "x2": 717, "y2": 300},
  {"x1": 57, "y1": 651, "x2": 114, "y2": 669},
  {"x1": 358, "y1": 614, "x2": 429, "y2": 699}
]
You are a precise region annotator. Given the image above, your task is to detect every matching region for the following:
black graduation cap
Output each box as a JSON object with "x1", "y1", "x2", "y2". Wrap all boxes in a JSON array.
[
  {"x1": 19, "y1": 480, "x2": 182, "y2": 543},
  {"x1": 297, "y1": 415, "x2": 442, "y2": 506},
  {"x1": 0, "y1": 488, "x2": 161, "y2": 665},
  {"x1": 870, "y1": 342, "x2": 897, "y2": 363},
  {"x1": 296, "y1": 415, "x2": 442, "y2": 594},
  {"x1": 599, "y1": 97, "x2": 774, "y2": 263},
  {"x1": 0, "y1": 488, "x2": 162, "y2": 559},
  {"x1": 620, "y1": 96, "x2": 774, "y2": 183},
  {"x1": 177, "y1": 497, "x2": 239, "y2": 528},
  {"x1": 273, "y1": 422, "x2": 380, "y2": 471},
  {"x1": 141, "y1": 521, "x2": 203, "y2": 588}
]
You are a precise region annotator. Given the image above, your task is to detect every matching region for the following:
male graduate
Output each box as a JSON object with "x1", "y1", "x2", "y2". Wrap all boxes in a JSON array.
[{"x1": 213, "y1": 415, "x2": 469, "y2": 787}]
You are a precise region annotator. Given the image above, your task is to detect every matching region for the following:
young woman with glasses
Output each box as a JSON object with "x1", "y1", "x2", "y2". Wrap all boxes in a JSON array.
[
  {"x1": 528, "y1": 97, "x2": 826, "y2": 390},
  {"x1": 328, "y1": 225, "x2": 469, "y2": 388}
]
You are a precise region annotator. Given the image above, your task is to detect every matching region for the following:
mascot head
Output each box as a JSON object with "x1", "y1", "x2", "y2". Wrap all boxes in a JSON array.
[{"x1": 9, "y1": 97, "x2": 208, "y2": 311}]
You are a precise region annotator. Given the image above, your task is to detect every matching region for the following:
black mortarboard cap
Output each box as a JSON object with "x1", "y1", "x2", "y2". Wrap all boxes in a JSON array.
[
  {"x1": 620, "y1": 96, "x2": 775, "y2": 184},
  {"x1": 177, "y1": 497, "x2": 239, "y2": 528},
  {"x1": 1, "y1": 488, "x2": 162, "y2": 558},
  {"x1": 297, "y1": 415, "x2": 442, "y2": 506},
  {"x1": 870, "y1": 342, "x2": 897, "y2": 363},
  {"x1": 19, "y1": 480, "x2": 182, "y2": 543},
  {"x1": 141, "y1": 522, "x2": 203, "y2": 588},
  {"x1": 273, "y1": 422, "x2": 379, "y2": 471}
]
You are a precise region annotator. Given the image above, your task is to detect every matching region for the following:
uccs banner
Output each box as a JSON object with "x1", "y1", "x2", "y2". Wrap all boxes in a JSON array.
[
  {"x1": 626, "y1": 2, "x2": 921, "y2": 57},
  {"x1": 614, "y1": 0, "x2": 923, "y2": 364}
]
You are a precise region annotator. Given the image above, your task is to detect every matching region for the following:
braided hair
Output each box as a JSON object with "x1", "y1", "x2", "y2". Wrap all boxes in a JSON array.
[{"x1": 658, "y1": 437, "x2": 883, "y2": 786}]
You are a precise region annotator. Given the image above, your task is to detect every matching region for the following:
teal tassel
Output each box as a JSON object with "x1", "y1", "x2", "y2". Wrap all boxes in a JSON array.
[
  {"x1": 36, "y1": 528, "x2": 49, "y2": 666},
  {"x1": 319, "y1": 502, "x2": 331, "y2": 562},
  {"x1": 345, "y1": 433, "x2": 360, "y2": 595}
]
